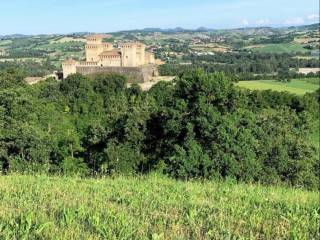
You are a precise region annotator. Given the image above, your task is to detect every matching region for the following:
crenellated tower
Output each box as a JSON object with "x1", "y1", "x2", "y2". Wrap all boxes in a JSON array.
[
  {"x1": 62, "y1": 58, "x2": 78, "y2": 78},
  {"x1": 119, "y1": 43, "x2": 138, "y2": 67},
  {"x1": 85, "y1": 34, "x2": 113, "y2": 62}
]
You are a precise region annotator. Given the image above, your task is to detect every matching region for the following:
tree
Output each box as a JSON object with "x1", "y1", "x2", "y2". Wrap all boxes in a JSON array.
[{"x1": 0, "y1": 68, "x2": 26, "y2": 89}]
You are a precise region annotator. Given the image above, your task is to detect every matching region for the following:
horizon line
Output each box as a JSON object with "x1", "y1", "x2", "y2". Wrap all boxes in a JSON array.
[{"x1": 1, "y1": 22, "x2": 319, "y2": 37}]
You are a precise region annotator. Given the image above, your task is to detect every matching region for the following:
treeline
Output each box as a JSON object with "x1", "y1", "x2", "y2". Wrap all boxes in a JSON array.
[
  {"x1": 159, "y1": 64, "x2": 320, "y2": 81},
  {"x1": 0, "y1": 60, "x2": 56, "y2": 77},
  {"x1": 1, "y1": 37, "x2": 84, "y2": 59},
  {"x1": 0, "y1": 69, "x2": 319, "y2": 189},
  {"x1": 160, "y1": 64, "x2": 320, "y2": 81},
  {"x1": 160, "y1": 52, "x2": 320, "y2": 80},
  {"x1": 185, "y1": 52, "x2": 319, "y2": 68}
]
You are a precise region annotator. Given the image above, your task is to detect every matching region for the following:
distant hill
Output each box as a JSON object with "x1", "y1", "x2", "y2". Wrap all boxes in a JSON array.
[
  {"x1": 114, "y1": 23, "x2": 319, "y2": 34},
  {"x1": 196, "y1": 27, "x2": 215, "y2": 31},
  {"x1": 0, "y1": 34, "x2": 30, "y2": 39},
  {"x1": 221, "y1": 27, "x2": 277, "y2": 36},
  {"x1": 118, "y1": 26, "x2": 215, "y2": 34},
  {"x1": 1, "y1": 23, "x2": 318, "y2": 38},
  {"x1": 288, "y1": 23, "x2": 319, "y2": 31}
]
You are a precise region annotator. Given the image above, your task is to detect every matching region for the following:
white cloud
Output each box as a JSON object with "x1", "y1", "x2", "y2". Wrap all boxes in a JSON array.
[
  {"x1": 241, "y1": 19, "x2": 249, "y2": 26},
  {"x1": 257, "y1": 19, "x2": 270, "y2": 25},
  {"x1": 307, "y1": 14, "x2": 319, "y2": 21},
  {"x1": 284, "y1": 17, "x2": 305, "y2": 25}
]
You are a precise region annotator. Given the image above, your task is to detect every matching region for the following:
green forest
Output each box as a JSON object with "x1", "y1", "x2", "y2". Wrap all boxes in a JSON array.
[
  {"x1": 0, "y1": 68, "x2": 319, "y2": 190},
  {"x1": 160, "y1": 52, "x2": 320, "y2": 80}
]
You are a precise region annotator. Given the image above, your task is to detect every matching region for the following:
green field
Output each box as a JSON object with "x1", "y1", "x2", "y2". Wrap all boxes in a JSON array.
[
  {"x1": 236, "y1": 79, "x2": 319, "y2": 95},
  {"x1": 248, "y1": 43, "x2": 310, "y2": 54},
  {"x1": 0, "y1": 174, "x2": 319, "y2": 239},
  {"x1": 0, "y1": 40, "x2": 12, "y2": 46}
]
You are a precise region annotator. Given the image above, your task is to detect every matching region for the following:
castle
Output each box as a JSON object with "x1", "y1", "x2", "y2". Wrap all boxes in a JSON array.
[{"x1": 62, "y1": 34, "x2": 158, "y2": 82}]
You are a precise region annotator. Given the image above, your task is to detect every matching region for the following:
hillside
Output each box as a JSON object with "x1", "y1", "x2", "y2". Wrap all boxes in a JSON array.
[
  {"x1": 0, "y1": 23, "x2": 319, "y2": 77},
  {"x1": 0, "y1": 174, "x2": 318, "y2": 239}
]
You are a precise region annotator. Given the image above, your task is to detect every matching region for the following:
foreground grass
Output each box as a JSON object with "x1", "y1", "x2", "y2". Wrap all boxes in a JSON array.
[
  {"x1": 236, "y1": 79, "x2": 319, "y2": 95},
  {"x1": 0, "y1": 175, "x2": 319, "y2": 240}
]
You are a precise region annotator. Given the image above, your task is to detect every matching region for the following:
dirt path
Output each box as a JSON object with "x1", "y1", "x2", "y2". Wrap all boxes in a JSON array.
[{"x1": 128, "y1": 76, "x2": 175, "y2": 91}]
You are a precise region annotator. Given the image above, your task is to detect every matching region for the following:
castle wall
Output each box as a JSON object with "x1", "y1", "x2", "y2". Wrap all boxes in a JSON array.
[
  {"x1": 85, "y1": 39, "x2": 155, "y2": 68},
  {"x1": 100, "y1": 56, "x2": 122, "y2": 67},
  {"x1": 145, "y1": 52, "x2": 155, "y2": 64},
  {"x1": 86, "y1": 37, "x2": 103, "y2": 44},
  {"x1": 64, "y1": 35, "x2": 157, "y2": 81},
  {"x1": 102, "y1": 43, "x2": 113, "y2": 52},
  {"x1": 76, "y1": 65, "x2": 158, "y2": 83}
]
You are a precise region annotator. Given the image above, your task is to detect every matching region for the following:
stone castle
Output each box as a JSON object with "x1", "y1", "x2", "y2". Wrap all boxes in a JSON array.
[{"x1": 62, "y1": 34, "x2": 158, "y2": 82}]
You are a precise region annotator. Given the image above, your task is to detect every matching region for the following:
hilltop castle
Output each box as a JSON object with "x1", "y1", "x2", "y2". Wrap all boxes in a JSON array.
[{"x1": 62, "y1": 34, "x2": 158, "y2": 82}]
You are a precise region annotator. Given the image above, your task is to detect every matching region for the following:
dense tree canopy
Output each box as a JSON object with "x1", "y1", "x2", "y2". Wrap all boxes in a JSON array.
[
  {"x1": 0, "y1": 68, "x2": 318, "y2": 189},
  {"x1": 159, "y1": 52, "x2": 320, "y2": 81}
]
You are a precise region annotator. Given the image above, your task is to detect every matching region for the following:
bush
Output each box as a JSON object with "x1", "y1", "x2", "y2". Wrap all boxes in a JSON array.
[{"x1": 61, "y1": 157, "x2": 89, "y2": 176}]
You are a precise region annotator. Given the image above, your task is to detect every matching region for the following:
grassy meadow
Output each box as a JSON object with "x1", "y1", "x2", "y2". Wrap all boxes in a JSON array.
[
  {"x1": 236, "y1": 78, "x2": 319, "y2": 95},
  {"x1": 0, "y1": 174, "x2": 319, "y2": 240}
]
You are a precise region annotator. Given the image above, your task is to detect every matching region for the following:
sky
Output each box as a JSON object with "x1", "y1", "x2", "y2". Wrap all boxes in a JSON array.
[{"x1": 0, "y1": 0, "x2": 319, "y2": 35}]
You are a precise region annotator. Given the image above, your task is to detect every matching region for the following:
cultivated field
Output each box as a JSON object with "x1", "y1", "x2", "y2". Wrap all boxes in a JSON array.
[
  {"x1": 49, "y1": 37, "x2": 86, "y2": 44},
  {"x1": 0, "y1": 174, "x2": 318, "y2": 240},
  {"x1": 190, "y1": 43, "x2": 231, "y2": 53},
  {"x1": 298, "y1": 68, "x2": 320, "y2": 74},
  {"x1": 0, "y1": 57, "x2": 43, "y2": 63},
  {"x1": 0, "y1": 40, "x2": 12, "y2": 46},
  {"x1": 247, "y1": 43, "x2": 310, "y2": 54},
  {"x1": 236, "y1": 79, "x2": 319, "y2": 95}
]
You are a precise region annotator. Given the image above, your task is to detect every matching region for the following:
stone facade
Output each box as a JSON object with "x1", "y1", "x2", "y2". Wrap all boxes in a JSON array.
[
  {"x1": 62, "y1": 34, "x2": 158, "y2": 82},
  {"x1": 76, "y1": 65, "x2": 158, "y2": 83}
]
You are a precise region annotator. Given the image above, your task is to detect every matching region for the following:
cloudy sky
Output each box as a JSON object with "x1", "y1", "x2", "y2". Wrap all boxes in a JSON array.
[{"x1": 0, "y1": 0, "x2": 319, "y2": 34}]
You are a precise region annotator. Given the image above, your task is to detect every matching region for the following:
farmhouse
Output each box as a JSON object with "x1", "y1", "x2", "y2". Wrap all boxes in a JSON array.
[
  {"x1": 0, "y1": 50, "x2": 6, "y2": 56},
  {"x1": 62, "y1": 34, "x2": 158, "y2": 82}
]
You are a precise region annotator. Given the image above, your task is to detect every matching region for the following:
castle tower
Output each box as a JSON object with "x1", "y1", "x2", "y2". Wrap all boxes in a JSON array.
[
  {"x1": 136, "y1": 43, "x2": 146, "y2": 65},
  {"x1": 62, "y1": 59, "x2": 78, "y2": 78},
  {"x1": 85, "y1": 34, "x2": 112, "y2": 62},
  {"x1": 145, "y1": 52, "x2": 155, "y2": 64},
  {"x1": 119, "y1": 43, "x2": 137, "y2": 67}
]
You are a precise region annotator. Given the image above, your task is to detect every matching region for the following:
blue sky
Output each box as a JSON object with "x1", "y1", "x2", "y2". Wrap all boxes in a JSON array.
[{"x1": 0, "y1": 0, "x2": 319, "y2": 35}]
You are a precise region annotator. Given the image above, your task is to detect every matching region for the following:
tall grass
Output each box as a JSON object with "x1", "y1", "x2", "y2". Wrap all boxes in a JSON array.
[{"x1": 0, "y1": 174, "x2": 319, "y2": 239}]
